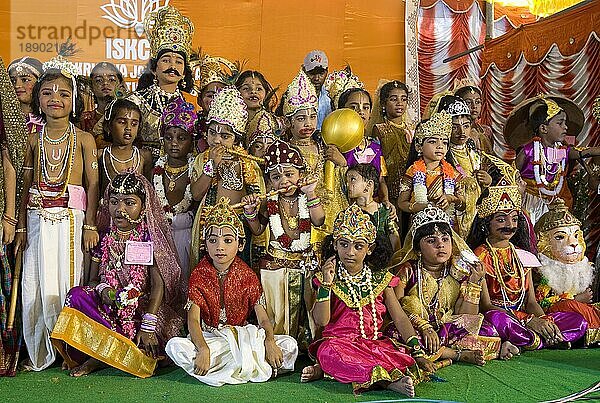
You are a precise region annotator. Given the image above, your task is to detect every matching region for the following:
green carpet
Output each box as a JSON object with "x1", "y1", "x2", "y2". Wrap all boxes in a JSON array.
[{"x1": 1, "y1": 349, "x2": 599, "y2": 403}]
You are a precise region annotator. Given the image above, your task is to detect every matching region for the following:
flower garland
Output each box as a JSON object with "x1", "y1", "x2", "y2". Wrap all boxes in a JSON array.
[
  {"x1": 101, "y1": 221, "x2": 149, "y2": 340},
  {"x1": 412, "y1": 159, "x2": 456, "y2": 204},
  {"x1": 153, "y1": 154, "x2": 195, "y2": 222},
  {"x1": 337, "y1": 262, "x2": 378, "y2": 340},
  {"x1": 267, "y1": 193, "x2": 311, "y2": 251},
  {"x1": 532, "y1": 137, "x2": 566, "y2": 197}
]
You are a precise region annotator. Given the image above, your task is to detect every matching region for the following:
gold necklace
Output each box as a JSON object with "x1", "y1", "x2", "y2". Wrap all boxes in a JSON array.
[
  {"x1": 279, "y1": 201, "x2": 298, "y2": 230},
  {"x1": 291, "y1": 139, "x2": 312, "y2": 146},
  {"x1": 165, "y1": 163, "x2": 189, "y2": 175}
]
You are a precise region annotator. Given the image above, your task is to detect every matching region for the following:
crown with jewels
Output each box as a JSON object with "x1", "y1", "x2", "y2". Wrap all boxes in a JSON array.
[
  {"x1": 42, "y1": 55, "x2": 80, "y2": 79},
  {"x1": 534, "y1": 198, "x2": 581, "y2": 234},
  {"x1": 540, "y1": 95, "x2": 563, "y2": 121},
  {"x1": 442, "y1": 97, "x2": 471, "y2": 117},
  {"x1": 477, "y1": 177, "x2": 522, "y2": 218},
  {"x1": 161, "y1": 97, "x2": 197, "y2": 134},
  {"x1": 193, "y1": 54, "x2": 240, "y2": 91},
  {"x1": 410, "y1": 205, "x2": 451, "y2": 235},
  {"x1": 9, "y1": 57, "x2": 43, "y2": 78},
  {"x1": 414, "y1": 111, "x2": 453, "y2": 142},
  {"x1": 144, "y1": 5, "x2": 194, "y2": 60},
  {"x1": 264, "y1": 140, "x2": 305, "y2": 174},
  {"x1": 207, "y1": 86, "x2": 248, "y2": 136},
  {"x1": 452, "y1": 77, "x2": 481, "y2": 95},
  {"x1": 202, "y1": 197, "x2": 245, "y2": 239},
  {"x1": 283, "y1": 70, "x2": 318, "y2": 117},
  {"x1": 247, "y1": 109, "x2": 279, "y2": 146},
  {"x1": 324, "y1": 65, "x2": 364, "y2": 109},
  {"x1": 333, "y1": 204, "x2": 376, "y2": 244}
]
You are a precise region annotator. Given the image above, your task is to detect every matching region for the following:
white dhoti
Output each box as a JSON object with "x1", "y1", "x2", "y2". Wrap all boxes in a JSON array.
[
  {"x1": 21, "y1": 207, "x2": 84, "y2": 371},
  {"x1": 165, "y1": 324, "x2": 298, "y2": 386},
  {"x1": 522, "y1": 192, "x2": 549, "y2": 226},
  {"x1": 171, "y1": 211, "x2": 194, "y2": 280}
]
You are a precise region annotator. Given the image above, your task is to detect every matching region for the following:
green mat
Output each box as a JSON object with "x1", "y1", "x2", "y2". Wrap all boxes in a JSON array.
[{"x1": 1, "y1": 349, "x2": 599, "y2": 403}]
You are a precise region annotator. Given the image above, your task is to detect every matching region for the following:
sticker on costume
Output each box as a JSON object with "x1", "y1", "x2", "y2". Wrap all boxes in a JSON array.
[
  {"x1": 125, "y1": 241, "x2": 154, "y2": 266},
  {"x1": 67, "y1": 185, "x2": 87, "y2": 211}
]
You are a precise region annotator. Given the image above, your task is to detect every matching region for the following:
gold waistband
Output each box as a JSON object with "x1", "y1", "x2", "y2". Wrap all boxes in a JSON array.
[{"x1": 267, "y1": 246, "x2": 306, "y2": 261}]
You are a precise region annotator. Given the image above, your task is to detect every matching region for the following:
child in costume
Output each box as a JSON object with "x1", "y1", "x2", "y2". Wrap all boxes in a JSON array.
[
  {"x1": 99, "y1": 98, "x2": 153, "y2": 193},
  {"x1": 468, "y1": 176, "x2": 588, "y2": 352},
  {"x1": 283, "y1": 70, "x2": 348, "y2": 252},
  {"x1": 246, "y1": 108, "x2": 279, "y2": 159},
  {"x1": 236, "y1": 70, "x2": 278, "y2": 146},
  {"x1": 438, "y1": 95, "x2": 492, "y2": 238},
  {"x1": 153, "y1": 97, "x2": 198, "y2": 279},
  {"x1": 534, "y1": 199, "x2": 599, "y2": 346},
  {"x1": 0, "y1": 57, "x2": 27, "y2": 377},
  {"x1": 51, "y1": 172, "x2": 184, "y2": 377},
  {"x1": 371, "y1": 80, "x2": 414, "y2": 205},
  {"x1": 346, "y1": 163, "x2": 401, "y2": 252},
  {"x1": 166, "y1": 197, "x2": 298, "y2": 386},
  {"x1": 14, "y1": 54, "x2": 100, "y2": 371},
  {"x1": 509, "y1": 95, "x2": 600, "y2": 224},
  {"x1": 389, "y1": 205, "x2": 502, "y2": 366},
  {"x1": 398, "y1": 112, "x2": 465, "y2": 220},
  {"x1": 241, "y1": 140, "x2": 325, "y2": 343},
  {"x1": 302, "y1": 205, "x2": 430, "y2": 396},
  {"x1": 7, "y1": 56, "x2": 44, "y2": 136},
  {"x1": 189, "y1": 87, "x2": 264, "y2": 267},
  {"x1": 326, "y1": 66, "x2": 393, "y2": 208}
]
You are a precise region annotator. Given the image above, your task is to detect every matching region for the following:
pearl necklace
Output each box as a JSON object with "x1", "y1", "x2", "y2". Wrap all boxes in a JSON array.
[
  {"x1": 338, "y1": 262, "x2": 378, "y2": 340},
  {"x1": 102, "y1": 146, "x2": 141, "y2": 182}
]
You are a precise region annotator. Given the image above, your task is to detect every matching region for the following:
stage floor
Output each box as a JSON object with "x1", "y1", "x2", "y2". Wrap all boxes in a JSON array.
[{"x1": 2, "y1": 348, "x2": 599, "y2": 402}]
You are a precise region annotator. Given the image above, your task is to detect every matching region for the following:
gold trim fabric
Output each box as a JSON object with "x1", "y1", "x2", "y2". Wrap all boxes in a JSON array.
[{"x1": 51, "y1": 307, "x2": 157, "y2": 378}]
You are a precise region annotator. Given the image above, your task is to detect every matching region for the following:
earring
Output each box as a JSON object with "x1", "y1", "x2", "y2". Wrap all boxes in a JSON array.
[
  {"x1": 180, "y1": 79, "x2": 186, "y2": 88},
  {"x1": 382, "y1": 106, "x2": 386, "y2": 116},
  {"x1": 153, "y1": 76, "x2": 159, "y2": 86}
]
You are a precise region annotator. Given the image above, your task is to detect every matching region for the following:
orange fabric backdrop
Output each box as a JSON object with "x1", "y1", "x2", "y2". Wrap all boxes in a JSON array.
[{"x1": 0, "y1": 0, "x2": 406, "y2": 96}]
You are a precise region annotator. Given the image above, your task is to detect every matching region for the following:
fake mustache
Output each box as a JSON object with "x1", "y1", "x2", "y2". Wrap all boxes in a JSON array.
[
  {"x1": 499, "y1": 227, "x2": 517, "y2": 234},
  {"x1": 162, "y1": 68, "x2": 181, "y2": 76}
]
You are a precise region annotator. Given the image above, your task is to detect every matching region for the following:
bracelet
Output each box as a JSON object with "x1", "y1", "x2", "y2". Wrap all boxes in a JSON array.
[
  {"x1": 409, "y1": 202, "x2": 417, "y2": 213},
  {"x1": 389, "y1": 221, "x2": 399, "y2": 234},
  {"x1": 406, "y1": 336, "x2": 425, "y2": 358},
  {"x1": 203, "y1": 159, "x2": 215, "y2": 178},
  {"x1": 140, "y1": 312, "x2": 158, "y2": 333},
  {"x1": 306, "y1": 196, "x2": 322, "y2": 208},
  {"x1": 460, "y1": 281, "x2": 482, "y2": 305},
  {"x1": 3, "y1": 214, "x2": 18, "y2": 226},
  {"x1": 540, "y1": 315, "x2": 555, "y2": 323},
  {"x1": 23, "y1": 166, "x2": 34, "y2": 171},
  {"x1": 243, "y1": 209, "x2": 258, "y2": 221},
  {"x1": 316, "y1": 286, "x2": 331, "y2": 302},
  {"x1": 95, "y1": 282, "x2": 111, "y2": 296},
  {"x1": 15, "y1": 228, "x2": 27, "y2": 233},
  {"x1": 91, "y1": 256, "x2": 102, "y2": 263},
  {"x1": 83, "y1": 224, "x2": 98, "y2": 231}
]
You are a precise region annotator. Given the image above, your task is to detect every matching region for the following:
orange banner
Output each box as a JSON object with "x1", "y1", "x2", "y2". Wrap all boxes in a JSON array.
[{"x1": 0, "y1": 0, "x2": 406, "y2": 96}]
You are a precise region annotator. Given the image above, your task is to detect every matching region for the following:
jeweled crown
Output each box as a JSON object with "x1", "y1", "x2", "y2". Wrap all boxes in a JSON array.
[
  {"x1": 283, "y1": 70, "x2": 318, "y2": 117},
  {"x1": 247, "y1": 109, "x2": 279, "y2": 146},
  {"x1": 202, "y1": 197, "x2": 245, "y2": 239},
  {"x1": 194, "y1": 54, "x2": 239, "y2": 90},
  {"x1": 414, "y1": 111, "x2": 453, "y2": 142},
  {"x1": 42, "y1": 55, "x2": 79, "y2": 79},
  {"x1": 410, "y1": 205, "x2": 451, "y2": 235},
  {"x1": 161, "y1": 97, "x2": 197, "y2": 134},
  {"x1": 442, "y1": 98, "x2": 471, "y2": 117},
  {"x1": 324, "y1": 66, "x2": 363, "y2": 109},
  {"x1": 144, "y1": 5, "x2": 194, "y2": 60},
  {"x1": 264, "y1": 140, "x2": 305, "y2": 174},
  {"x1": 534, "y1": 198, "x2": 581, "y2": 234},
  {"x1": 207, "y1": 87, "x2": 248, "y2": 136},
  {"x1": 477, "y1": 178, "x2": 522, "y2": 218},
  {"x1": 333, "y1": 204, "x2": 376, "y2": 244}
]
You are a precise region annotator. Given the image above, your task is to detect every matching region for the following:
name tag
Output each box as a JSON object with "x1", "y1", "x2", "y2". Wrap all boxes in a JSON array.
[{"x1": 124, "y1": 241, "x2": 154, "y2": 266}]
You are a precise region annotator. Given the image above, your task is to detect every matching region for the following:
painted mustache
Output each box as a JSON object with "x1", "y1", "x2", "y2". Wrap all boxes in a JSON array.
[
  {"x1": 162, "y1": 68, "x2": 181, "y2": 76},
  {"x1": 499, "y1": 227, "x2": 517, "y2": 234}
]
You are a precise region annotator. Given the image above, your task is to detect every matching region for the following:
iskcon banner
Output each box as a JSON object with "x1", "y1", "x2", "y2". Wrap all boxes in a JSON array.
[{"x1": 0, "y1": 0, "x2": 407, "y2": 94}]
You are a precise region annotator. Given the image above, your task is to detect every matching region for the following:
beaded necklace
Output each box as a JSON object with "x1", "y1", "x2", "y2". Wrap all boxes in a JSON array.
[
  {"x1": 337, "y1": 262, "x2": 378, "y2": 340},
  {"x1": 486, "y1": 241, "x2": 526, "y2": 311}
]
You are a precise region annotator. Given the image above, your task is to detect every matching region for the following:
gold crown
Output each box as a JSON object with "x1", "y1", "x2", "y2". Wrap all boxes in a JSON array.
[
  {"x1": 477, "y1": 179, "x2": 522, "y2": 218},
  {"x1": 534, "y1": 198, "x2": 581, "y2": 235},
  {"x1": 324, "y1": 66, "x2": 363, "y2": 109},
  {"x1": 414, "y1": 111, "x2": 452, "y2": 142},
  {"x1": 452, "y1": 77, "x2": 480, "y2": 95},
  {"x1": 410, "y1": 205, "x2": 451, "y2": 235},
  {"x1": 482, "y1": 151, "x2": 519, "y2": 185},
  {"x1": 194, "y1": 54, "x2": 239, "y2": 90},
  {"x1": 538, "y1": 94, "x2": 563, "y2": 121},
  {"x1": 202, "y1": 197, "x2": 245, "y2": 239},
  {"x1": 144, "y1": 5, "x2": 194, "y2": 60},
  {"x1": 207, "y1": 87, "x2": 248, "y2": 136},
  {"x1": 247, "y1": 109, "x2": 279, "y2": 146},
  {"x1": 333, "y1": 204, "x2": 376, "y2": 244},
  {"x1": 43, "y1": 55, "x2": 79, "y2": 79},
  {"x1": 283, "y1": 70, "x2": 318, "y2": 117}
]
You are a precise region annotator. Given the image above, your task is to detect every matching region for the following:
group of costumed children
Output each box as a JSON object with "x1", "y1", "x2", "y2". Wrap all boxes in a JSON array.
[{"x1": 0, "y1": 5, "x2": 599, "y2": 399}]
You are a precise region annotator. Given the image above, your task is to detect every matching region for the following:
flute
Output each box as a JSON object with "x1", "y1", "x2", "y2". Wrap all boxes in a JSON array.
[
  {"x1": 229, "y1": 177, "x2": 319, "y2": 209},
  {"x1": 224, "y1": 147, "x2": 265, "y2": 164}
]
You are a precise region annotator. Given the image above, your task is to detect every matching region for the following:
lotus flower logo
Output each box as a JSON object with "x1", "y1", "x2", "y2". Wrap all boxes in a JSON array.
[{"x1": 101, "y1": 0, "x2": 170, "y2": 36}]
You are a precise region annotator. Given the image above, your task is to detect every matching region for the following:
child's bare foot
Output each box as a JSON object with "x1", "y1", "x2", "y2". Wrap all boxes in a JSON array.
[
  {"x1": 499, "y1": 341, "x2": 520, "y2": 360},
  {"x1": 61, "y1": 361, "x2": 69, "y2": 370},
  {"x1": 300, "y1": 363, "x2": 324, "y2": 383},
  {"x1": 18, "y1": 358, "x2": 33, "y2": 372},
  {"x1": 69, "y1": 358, "x2": 105, "y2": 377},
  {"x1": 387, "y1": 376, "x2": 415, "y2": 397},
  {"x1": 457, "y1": 349, "x2": 485, "y2": 366}
]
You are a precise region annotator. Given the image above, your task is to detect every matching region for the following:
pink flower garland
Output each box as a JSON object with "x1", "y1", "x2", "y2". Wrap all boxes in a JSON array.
[{"x1": 101, "y1": 221, "x2": 149, "y2": 340}]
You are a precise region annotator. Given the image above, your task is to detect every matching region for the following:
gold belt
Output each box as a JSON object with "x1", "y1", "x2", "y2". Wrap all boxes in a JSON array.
[{"x1": 267, "y1": 246, "x2": 305, "y2": 261}]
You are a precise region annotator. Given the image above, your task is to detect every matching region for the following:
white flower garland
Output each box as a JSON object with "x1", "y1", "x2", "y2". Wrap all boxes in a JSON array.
[
  {"x1": 268, "y1": 193, "x2": 311, "y2": 252},
  {"x1": 533, "y1": 139, "x2": 566, "y2": 197},
  {"x1": 338, "y1": 263, "x2": 378, "y2": 340},
  {"x1": 153, "y1": 154, "x2": 195, "y2": 222}
]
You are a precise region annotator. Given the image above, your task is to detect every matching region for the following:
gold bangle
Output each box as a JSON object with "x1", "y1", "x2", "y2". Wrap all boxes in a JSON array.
[
  {"x1": 15, "y1": 228, "x2": 27, "y2": 233},
  {"x1": 83, "y1": 224, "x2": 98, "y2": 231},
  {"x1": 409, "y1": 202, "x2": 417, "y2": 213}
]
